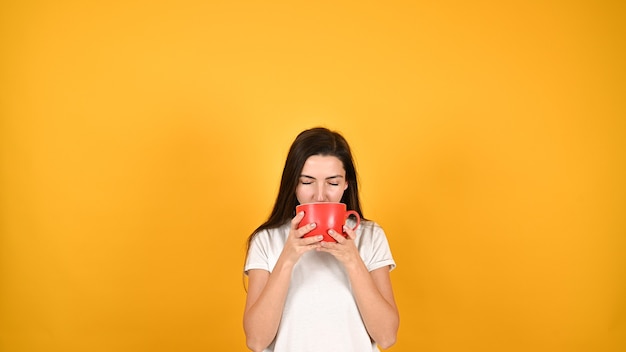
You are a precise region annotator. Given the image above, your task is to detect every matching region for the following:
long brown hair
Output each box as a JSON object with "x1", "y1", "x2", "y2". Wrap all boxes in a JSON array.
[{"x1": 245, "y1": 127, "x2": 366, "y2": 258}]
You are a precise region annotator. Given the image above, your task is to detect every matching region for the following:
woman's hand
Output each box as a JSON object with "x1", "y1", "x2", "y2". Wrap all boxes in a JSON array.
[
  {"x1": 317, "y1": 225, "x2": 362, "y2": 268},
  {"x1": 279, "y1": 211, "x2": 323, "y2": 265}
]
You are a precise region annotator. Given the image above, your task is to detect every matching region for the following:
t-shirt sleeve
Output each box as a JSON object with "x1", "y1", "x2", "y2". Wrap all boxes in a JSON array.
[
  {"x1": 364, "y1": 224, "x2": 396, "y2": 272},
  {"x1": 244, "y1": 230, "x2": 271, "y2": 274}
]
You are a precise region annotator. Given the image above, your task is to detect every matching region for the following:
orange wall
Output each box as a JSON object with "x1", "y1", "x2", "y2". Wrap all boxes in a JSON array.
[{"x1": 1, "y1": 1, "x2": 624, "y2": 351}]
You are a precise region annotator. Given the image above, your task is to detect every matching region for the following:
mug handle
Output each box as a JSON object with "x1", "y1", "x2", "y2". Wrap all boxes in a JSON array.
[{"x1": 344, "y1": 210, "x2": 360, "y2": 232}]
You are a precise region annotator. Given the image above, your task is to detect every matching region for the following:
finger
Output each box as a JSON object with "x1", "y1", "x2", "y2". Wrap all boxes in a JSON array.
[
  {"x1": 318, "y1": 240, "x2": 343, "y2": 253},
  {"x1": 342, "y1": 225, "x2": 357, "y2": 240},
  {"x1": 327, "y1": 229, "x2": 346, "y2": 244},
  {"x1": 297, "y1": 222, "x2": 317, "y2": 238},
  {"x1": 291, "y1": 211, "x2": 306, "y2": 229},
  {"x1": 302, "y1": 234, "x2": 324, "y2": 245}
]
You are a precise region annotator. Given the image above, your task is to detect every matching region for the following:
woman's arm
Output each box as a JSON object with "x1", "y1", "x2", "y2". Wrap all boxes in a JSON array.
[
  {"x1": 320, "y1": 229, "x2": 399, "y2": 349},
  {"x1": 243, "y1": 214, "x2": 321, "y2": 352},
  {"x1": 345, "y1": 263, "x2": 399, "y2": 349},
  {"x1": 243, "y1": 265, "x2": 292, "y2": 352}
]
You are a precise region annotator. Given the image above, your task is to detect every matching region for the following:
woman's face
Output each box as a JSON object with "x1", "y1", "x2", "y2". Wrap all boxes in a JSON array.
[{"x1": 296, "y1": 155, "x2": 348, "y2": 204}]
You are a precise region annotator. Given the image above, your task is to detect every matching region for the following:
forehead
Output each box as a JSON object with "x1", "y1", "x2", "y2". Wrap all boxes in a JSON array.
[{"x1": 300, "y1": 155, "x2": 345, "y2": 175}]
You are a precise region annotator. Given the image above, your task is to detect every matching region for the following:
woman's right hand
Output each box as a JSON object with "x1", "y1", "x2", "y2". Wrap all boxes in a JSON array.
[{"x1": 280, "y1": 211, "x2": 323, "y2": 264}]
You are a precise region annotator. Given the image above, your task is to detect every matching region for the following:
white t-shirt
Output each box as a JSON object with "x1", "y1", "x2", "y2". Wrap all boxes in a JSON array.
[{"x1": 245, "y1": 219, "x2": 396, "y2": 352}]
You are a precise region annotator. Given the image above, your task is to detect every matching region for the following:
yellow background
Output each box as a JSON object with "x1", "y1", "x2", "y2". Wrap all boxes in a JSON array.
[{"x1": 1, "y1": 1, "x2": 624, "y2": 351}]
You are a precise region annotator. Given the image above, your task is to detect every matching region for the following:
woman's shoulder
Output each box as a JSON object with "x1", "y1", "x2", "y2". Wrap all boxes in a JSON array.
[
  {"x1": 355, "y1": 220, "x2": 395, "y2": 263},
  {"x1": 358, "y1": 219, "x2": 385, "y2": 232},
  {"x1": 250, "y1": 221, "x2": 291, "y2": 242},
  {"x1": 356, "y1": 220, "x2": 389, "y2": 242}
]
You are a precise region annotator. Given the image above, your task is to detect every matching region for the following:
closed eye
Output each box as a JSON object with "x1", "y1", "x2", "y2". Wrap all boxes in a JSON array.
[{"x1": 299, "y1": 176, "x2": 315, "y2": 185}]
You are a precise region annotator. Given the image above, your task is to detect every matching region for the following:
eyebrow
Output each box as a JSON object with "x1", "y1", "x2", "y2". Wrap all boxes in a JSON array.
[{"x1": 300, "y1": 174, "x2": 345, "y2": 180}]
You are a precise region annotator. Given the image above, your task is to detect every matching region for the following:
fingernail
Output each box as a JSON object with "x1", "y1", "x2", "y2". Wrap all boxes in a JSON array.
[
  {"x1": 310, "y1": 223, "x2": 316, "y2": 228},
  {"x1": 317, "y1": 235, "x2": 323, "y2": 240}
]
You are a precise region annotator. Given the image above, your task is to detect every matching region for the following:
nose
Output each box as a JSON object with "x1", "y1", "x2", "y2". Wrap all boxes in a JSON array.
[{"x1": 314, "y1": 184, "x2": 325, "y2": 202}]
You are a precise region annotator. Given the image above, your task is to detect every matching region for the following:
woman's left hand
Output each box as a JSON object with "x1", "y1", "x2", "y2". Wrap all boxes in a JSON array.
[{"x1": 318, "y1": 226, "x2": 361, "y2": 267}]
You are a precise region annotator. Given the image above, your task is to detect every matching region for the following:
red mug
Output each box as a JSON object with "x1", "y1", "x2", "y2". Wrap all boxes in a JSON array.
[{"x1": 296, "y1": 202, "x2": 361, "y2": 242}]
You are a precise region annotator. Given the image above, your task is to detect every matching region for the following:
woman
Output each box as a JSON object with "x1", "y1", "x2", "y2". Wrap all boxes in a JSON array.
[{"x1": 243, "y1": 127, "x2": 399, "y2": 351}]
